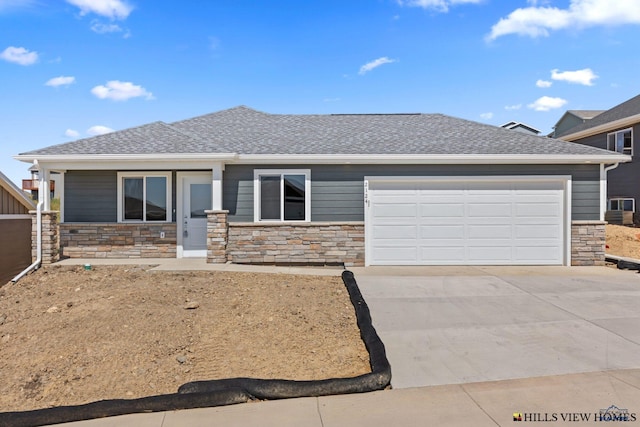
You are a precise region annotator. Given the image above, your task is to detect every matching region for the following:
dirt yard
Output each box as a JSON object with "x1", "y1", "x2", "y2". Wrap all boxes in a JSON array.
[
  {"x1": 0, "y1": 265, "x2": 370, "y2": 413},
  {"x1": 606, "y1": 224, "x2": 640, "y2": 259}
]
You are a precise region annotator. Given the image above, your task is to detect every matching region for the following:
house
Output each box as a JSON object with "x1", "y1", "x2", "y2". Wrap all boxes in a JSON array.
[
  {"x1": 22, "y1": 165, "x2": 59, "y2": 201},
  {"x1": 500, "y1": 121, "x2": 541, "y2": 135},
  {"x1": 554, "y1": 94, "x2": 640, "y2": 224},
  {"x1": 0, "y1": 170, "x2": 35, "y2": 283},
  {"x1": 551, "y1": 110, "x2": 605, "y2": 138},
  {"x1": 14, "y1": 106, "x2": 630, "y2": 267}
]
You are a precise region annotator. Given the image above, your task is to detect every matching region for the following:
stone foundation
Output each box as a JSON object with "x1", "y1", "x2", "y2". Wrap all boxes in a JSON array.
[
  {"x1": 60, "y1": 223, "x2": 177, "y2": 258},
  {"x1": 226, "y1": 222, "x2": 365, "y2": 267},
  {"x1": 571, "y1": 220, "x2": 606, "y2": 266}
]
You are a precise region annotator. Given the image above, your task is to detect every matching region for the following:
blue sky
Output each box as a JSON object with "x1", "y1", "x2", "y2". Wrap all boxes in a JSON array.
[{"x1": 2, "y1": 0, "x2": 640, "y2": 185}]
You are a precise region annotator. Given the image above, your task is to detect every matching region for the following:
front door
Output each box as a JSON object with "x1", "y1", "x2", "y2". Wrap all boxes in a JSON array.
[{"x1": 178, "y1": 173, "x2": 212, "y2": 257}]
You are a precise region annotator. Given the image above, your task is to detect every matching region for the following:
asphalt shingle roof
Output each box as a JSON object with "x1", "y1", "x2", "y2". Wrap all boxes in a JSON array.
[
  {"x1": 556, "y1": 95, "x2": 640, "y2": 138},
  {"x1": 20, "y1": 106, "x2": 622, "y2": 158}
]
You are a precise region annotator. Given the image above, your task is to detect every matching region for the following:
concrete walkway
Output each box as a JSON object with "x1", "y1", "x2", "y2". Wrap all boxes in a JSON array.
[
  {"x1": 34, "y1": 261, "x2": 640, "y2": 426},
  {"x1": 57, "y1": 369, "x2": 640, "y2": 426}
]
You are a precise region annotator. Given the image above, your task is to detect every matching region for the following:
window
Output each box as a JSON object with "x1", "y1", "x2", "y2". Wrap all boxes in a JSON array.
[
  {"x1": 254, "y1": 169, "x2": 310, "y2": 222},
  {"x1": 607, "y1": 128, "x2": 633, "y2": 155},
  {"x1": 608, "y1": 198, "x2": 635, "y2": 212},
  {"x1": 117, "y1": 172, "x2": 172, "y2": 222}
]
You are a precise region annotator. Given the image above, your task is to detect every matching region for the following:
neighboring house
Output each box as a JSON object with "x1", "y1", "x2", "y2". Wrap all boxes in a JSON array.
[
  {"x1": 14, "y1": 106, "x2": 630, "y2": 267},
  {"x1": 0, "y1": 170, "x2": 35, "y2": 284},
  {"x1": 551, "y1": 110, "x2": 605, "y2": 138},
  {"x1": 554, "y1": 94, "x2": 640, "y2": 223},
  {"x1": 22, "y1": 165, "x2": 58, "y2": 201},
  {"x1": 500, "y1": 121, "x2": 541, "y2": 135}
]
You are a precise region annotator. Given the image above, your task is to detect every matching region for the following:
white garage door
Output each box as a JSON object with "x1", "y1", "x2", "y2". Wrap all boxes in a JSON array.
[{"x1": 366, "y1": 177, "x2": 567, "y2": 266}]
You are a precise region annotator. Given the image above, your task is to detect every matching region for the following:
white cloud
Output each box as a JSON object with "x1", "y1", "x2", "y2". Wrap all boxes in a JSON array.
[
  {"x1": 45, "y1": 76, "x2": 76, "y2": 87},
  {"x1": 480, "y1": 112, "x2": 494, "y2": 120},
  {"x1": 87, "y1": 125, "x2": 114, "y2": 136},
  {"x1": 66, "y1": 0, "x2": 132, "y2": 19},
  {"x1": 536, "y1": 79, "x2": 552, "y2": 88},
  {"x1": 91, "y1": 21, "x2": 121, "y2": 33},
  {"x1": 359, "y1": 57, "x2": 397, "y2": 75},
  {"x1": 505, "y1": 104, "x2": 522, "y2": 110},
  {"x1": 527, "y1": 96, "x2": 567, "y2": 112},
  {"x1": 0, "y1": 46, "x2": 38, "y2": 65},
  {"x1": 65, "y1": 129, "x2": 80, "y2": 138},
  {"x1": 397, "y1": 0, "x2": 482, "y2": 13},
  {"x1": 551, "y1": 68, "x2": 598, "y2": 86},
  {"x1": 91, "y1": 80, "x2": 154, "y2": 101},
  {"x1": 488, "y1": 0, "x2": 640, "y2": 40}
]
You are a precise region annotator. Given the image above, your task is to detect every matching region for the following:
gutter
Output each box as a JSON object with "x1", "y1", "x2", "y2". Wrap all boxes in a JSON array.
[{"x1": 11, "y1": 199, "x2": 42, "y2": 283}]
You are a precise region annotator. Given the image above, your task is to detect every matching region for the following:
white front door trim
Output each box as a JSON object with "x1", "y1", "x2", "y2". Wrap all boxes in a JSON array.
[{"x1": 177, "y1": 171, "x2": 215, "y2": 258}]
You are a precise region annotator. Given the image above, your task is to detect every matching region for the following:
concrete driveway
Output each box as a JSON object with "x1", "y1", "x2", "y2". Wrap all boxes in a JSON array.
[{"x1": 350, "y1": 266, "x2": 640, "y2": 389}]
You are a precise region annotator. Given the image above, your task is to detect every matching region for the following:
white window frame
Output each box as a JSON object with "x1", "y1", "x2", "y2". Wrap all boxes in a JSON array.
[
  {"x1": 253, "y1": 169, "x2": 311, "y2": 222},
  {"x1": 117, "y1": 172, "x2": 172, "y2": 222},
  {"x1": 607, "y1": 128, "x2": 633, "y2": 155},
  {"x1": 608, "y1": 198, "x2": 635, "y2": 212}
]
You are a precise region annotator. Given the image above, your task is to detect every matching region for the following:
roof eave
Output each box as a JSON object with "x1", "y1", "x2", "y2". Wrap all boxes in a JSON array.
[
  {"x1": 233, "y1": 154, "x2": 630, "y2": 165},
  {"x1": 14, "y1": 153, "x2": 238, "y2": 163},
  {"x1": 560, "y1": 113, "x2": 640, "y2": 141},
  {"x1": 13, "y1": 153, "x2": 630, "y2": 168}
]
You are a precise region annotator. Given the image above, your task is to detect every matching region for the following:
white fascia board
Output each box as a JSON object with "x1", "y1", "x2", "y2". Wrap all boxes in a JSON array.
[
  {"x1": 560, "y1": 113, "x2": 640, "y2": 141},
  {"x1": 234, "y1": 154, "x2": 631, "y2": 165},
  {"x1": 13, "y1": 153, "x2": 237, "y2": 171},
  {"x1": 14, "y1": 152, "x2": 631, "y2": 168}
]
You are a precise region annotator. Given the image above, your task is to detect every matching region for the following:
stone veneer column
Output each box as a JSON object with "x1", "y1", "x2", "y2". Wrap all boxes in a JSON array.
[
  {"x1": 571, "y1": 220, "x2": 605, "y2": 266},
  {"x1": 206, "y1": 210, "x2": 229, "y2": 263},
  {"x1": 32, "y1": 210, "x2": 60, "y2": 264}
]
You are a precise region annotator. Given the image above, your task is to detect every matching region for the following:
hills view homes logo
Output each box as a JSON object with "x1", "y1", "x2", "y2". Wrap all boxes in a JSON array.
[{"x1": 513, "y1": 405, "x2": 637, "y2": 422}]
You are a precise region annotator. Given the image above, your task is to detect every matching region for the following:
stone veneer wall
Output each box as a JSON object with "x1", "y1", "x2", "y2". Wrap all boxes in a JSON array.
[
  {"x1": 32, "y1": 211, "x2": 60, "y2": 265},
  {"x1": 571, "y1": 220, "x2": 606, "y2": 266},
  {"x1": 226, "y1": 222, "x2": 365, "y2": 267},
  {"x1": 206, "y1": 210, "x2": 228, "y2": 263},
  {"x1": 60, "y1": 223, "x2": 177, "y2": 258}
]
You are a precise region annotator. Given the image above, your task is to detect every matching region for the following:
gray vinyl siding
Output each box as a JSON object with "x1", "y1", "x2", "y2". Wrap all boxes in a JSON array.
[
  {"x1": 65, "y1": 170, "x2": 117, "y2": 222},
  {"x1": 223, "y1": 164, "x2": 602, "y2": 222},
  {"x1": 571, "y1": 123, "x2": 640, "y2": 209}
]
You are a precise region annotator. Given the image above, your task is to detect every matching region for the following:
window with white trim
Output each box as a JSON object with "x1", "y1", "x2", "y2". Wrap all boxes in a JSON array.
[
  {"x1": 608, "y1": 198, "x2": 635, "y2": 212},
  {"x1": 254, "y1": 169, "x2": 310, "y2": 221},
  {"x1": 607, "y1": 128, "x2": 633, "y2": 155},
  {"x1": 117, "y1": 172, "x2": 172, "y2": 222}
]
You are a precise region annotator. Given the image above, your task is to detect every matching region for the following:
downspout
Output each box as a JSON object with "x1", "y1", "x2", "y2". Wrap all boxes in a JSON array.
[
  {"x1": 601, "y1": 163, "x2": 620, "y2": 220},
  {"x1": 12, "y1": 161, "x2": 43, "y2": 282},
  {"x1": 12, "y1": 200, "x2": 42, "y2": 282}
]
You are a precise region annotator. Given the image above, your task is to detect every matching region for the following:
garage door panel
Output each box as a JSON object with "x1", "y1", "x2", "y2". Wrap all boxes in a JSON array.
[
  {"x1": 516, "y1": 225, "x2": 560, "y2": 238},
  {"x1": 368, "y1": 178, "x2": 565, "y2": 266},
  {"x1": 372, "y1": 204, "x2": 417, "y2": 218},
  {"x1": 515, "y1": 246, "x2": 561, "y2": 262},
  {"x1": 372, "y1": 225, "x2": 417, "y2": 239},
  {"x1": 467, "y1": 224, "x2": 512, "y2": 239},
  {"x1": 420, "y1": 225, "x2": 464, "y2": 239},
  {"x1": 467, "y1": 247, "x2": 513, "y2": 261},
  {"x1": 372, "y1": 247, "x2": 417, "y2": 262},
  {"x1": 515, "y1": 203, "x2": 560, "y2": 217},
  {"x1": 420, "y1": 203, "x2": 465, "y2": 217},
  {"x1": 467, "y1": 203, "x2": 512, "y2": 217},
  {"x1": 420, "y1": 247, "x2": 466, "y2": 262}
]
